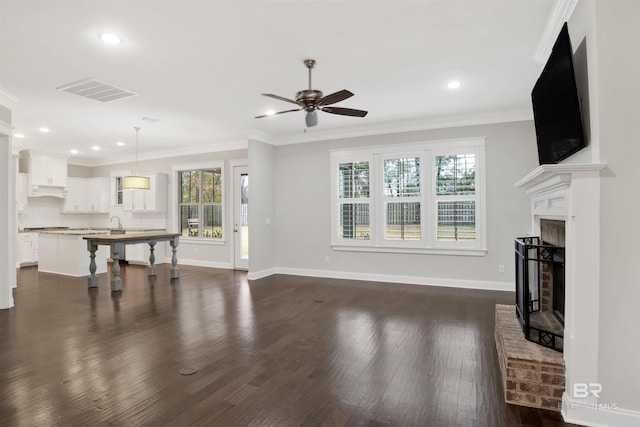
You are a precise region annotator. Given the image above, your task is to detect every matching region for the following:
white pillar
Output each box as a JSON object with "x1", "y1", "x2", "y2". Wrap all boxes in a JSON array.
[{"x1": 0, "y1": 117, "x2": 15, "y2": 309}]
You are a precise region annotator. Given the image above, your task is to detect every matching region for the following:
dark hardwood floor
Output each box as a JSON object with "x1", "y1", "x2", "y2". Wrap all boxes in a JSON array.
[{"x1": 0, "y1": 264, "x2": 581, "y2": 426}]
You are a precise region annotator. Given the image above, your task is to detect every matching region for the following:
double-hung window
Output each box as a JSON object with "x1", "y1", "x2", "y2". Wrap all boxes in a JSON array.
[
  {"x1": 178, "y1": 168, "x2": 223, "y2": 239},
  {"x1": 331, "y1": 138, "x2": 485, "y2": 255},
  {"x1": 337, "y1": 158, "x2": 371, "y2": 242},
  {"x1": 382, "y1": 154, "x2": 423, "y2": 244},
  {"x1": 434, "y1": 152, "x2": 477, "y2": 244}
]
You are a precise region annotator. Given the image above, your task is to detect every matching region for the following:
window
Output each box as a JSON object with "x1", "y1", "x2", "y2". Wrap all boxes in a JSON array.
[
  {"x1": 435, "y1": 153, "x2": 477, "y2": 242},
  {"x1": 330, "y1": 139, "x2": 485, "y2": 255},
  {"x1": 338, "y1": 160, "x2": 370, "y2": 240},
  {"x1": 383, "y1": 156, "x2": 421, "y2": 241},
  {"x1": 178, "y1": 168, "x2": 223, "y2": 239},
  {"x1": 115, "y1": 176, "x2": 123, "y2": 206}
]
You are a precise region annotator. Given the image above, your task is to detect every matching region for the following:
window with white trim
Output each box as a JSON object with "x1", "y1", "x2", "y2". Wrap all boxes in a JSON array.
[
  {"x1": 330, "y1": 139, "x2": 486, "y2": 255},
  {"x1": 114, "y1": 176, "x2": 124, "y2": 206},
  {"x1": 178, "y1": 168, "x2": 223, "y2": 239},
  {"x1": 338, "y1": 160, "x2": 371, "y2": 240}
]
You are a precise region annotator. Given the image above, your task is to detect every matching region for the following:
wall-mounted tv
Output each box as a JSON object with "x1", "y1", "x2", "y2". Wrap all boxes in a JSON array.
[{"x1": 531, "y1": 22, "x2": 586, "y2": 165}]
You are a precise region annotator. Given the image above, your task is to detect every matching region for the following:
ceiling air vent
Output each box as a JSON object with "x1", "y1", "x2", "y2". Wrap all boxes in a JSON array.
[{"x1": 56, "y1": 78, "x2": 138, "y2": 102}]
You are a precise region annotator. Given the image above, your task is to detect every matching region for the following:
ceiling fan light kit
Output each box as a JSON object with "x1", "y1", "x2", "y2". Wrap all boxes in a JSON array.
[{"x1": 256, "y1": 59, "x2": 368, "y2": 127}]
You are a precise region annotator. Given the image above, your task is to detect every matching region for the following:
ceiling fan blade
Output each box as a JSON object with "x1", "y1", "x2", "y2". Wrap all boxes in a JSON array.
[
  {"x1": 317, "y1": 89, "x2": 354, "y2": 106},
  {"x1": 321, "y1": 106, "x2": 368, "y2": 117},
  {"x1": 261, "y1": 93, "x2": 302, "y2": 106},
  {"x1": 255, "y1": 108, "x2": 302, "y2": 119}
]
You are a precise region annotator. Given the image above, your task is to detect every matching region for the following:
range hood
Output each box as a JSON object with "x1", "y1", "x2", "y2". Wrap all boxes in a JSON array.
[
  {"x1": 28, "y1": 184, "x2": 68, "y2": 198},
  {"x1": 19, "y1": 150, "x2": 69, "y2": 198}
]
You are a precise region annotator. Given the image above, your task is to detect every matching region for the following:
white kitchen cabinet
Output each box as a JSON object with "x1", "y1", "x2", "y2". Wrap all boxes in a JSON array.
[
  {"x1": 126, "y1": 243, "x2": 147, "y2": 264},
  {"x1": 63, "y1": 177, "x2": 110, "y2": 213},
  {"x1": 19, "y1": 150, "x2": 69, "y2": 197},
  {"x1": 64, "y1": 178, "x2": 87, "y2": 212},
  {"x1": 22, "y1": 151, "x2": 68, "y2": 187},
  {"x1": 126, "y1": 241, "x2": 165, "y2": 265},
  {"x1": 123, "y1": 173, "x2": 168, "y2": 213},
  {"x1": 86, "y1": 177, "x2": 110, "y2": 213},
  {"x1": 38, "y1": 233, "x2": 107, "y2": 276},
  {"x1": 19, "y1": 232, "x2": 38, "y2": 265},
  {"x1": 16, "y1": 173, "x2": 28, "y2": 213}
]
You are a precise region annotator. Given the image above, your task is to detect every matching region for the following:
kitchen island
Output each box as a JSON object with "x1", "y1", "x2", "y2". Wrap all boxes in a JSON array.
[
  {"x1": 36, "y1": 228, "x2": 166, "y2": 277},
  {"x1": 83, "y1": 232, "x2": 180, "y2": 292},
  {"x1": 38, "y1": 229, "x2": 110, "y2": 276}
]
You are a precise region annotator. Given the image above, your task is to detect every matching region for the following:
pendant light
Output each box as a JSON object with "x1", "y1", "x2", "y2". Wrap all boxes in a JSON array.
[{"x1": 123, "y1": 126, "x2": 150, "y2": 190}]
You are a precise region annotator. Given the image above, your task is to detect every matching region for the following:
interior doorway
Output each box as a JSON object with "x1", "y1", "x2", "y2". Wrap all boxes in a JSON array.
[{"x1": 233, "y1": 165, "x2": 249, "y2": 270}]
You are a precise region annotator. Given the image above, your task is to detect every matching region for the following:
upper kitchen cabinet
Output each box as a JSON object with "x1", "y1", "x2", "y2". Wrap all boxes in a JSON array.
[
  {"x1": 123, "y1": 173, "x2": 168, "y2": 213},
  {"x1": 86, "y1": 178, "x2": 110, "y2": 213},
  {"x1": 63, "y1": 177, "x2": 110, "y2": 213},
  {"x1": 19, "y1": 150, "x2": 68, "y2": 197},
  {"x1": 63, "y1": 178, "x2": 86, "y2": 212}
]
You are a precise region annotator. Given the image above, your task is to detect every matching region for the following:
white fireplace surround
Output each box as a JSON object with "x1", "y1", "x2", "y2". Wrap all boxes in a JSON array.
[{"x1": 515, "y1": 162, "x2": 618, "y2": 424}]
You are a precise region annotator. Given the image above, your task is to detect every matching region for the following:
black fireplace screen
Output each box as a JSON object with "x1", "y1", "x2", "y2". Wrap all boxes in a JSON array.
[{"x1": 515, "y1": 236, "x2": 565, "y2": 352}]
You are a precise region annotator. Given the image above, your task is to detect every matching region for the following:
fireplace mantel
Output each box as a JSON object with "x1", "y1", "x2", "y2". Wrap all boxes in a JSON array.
[
  {"x1": 515, "y1": 163, "x2": 606, "y2": 219},
  {"x1": 514, "y1": 161, "x2": 609, "y2": 421},
  {"x1": 515, "y1": 163, "x2": 606, "y2": 194}
]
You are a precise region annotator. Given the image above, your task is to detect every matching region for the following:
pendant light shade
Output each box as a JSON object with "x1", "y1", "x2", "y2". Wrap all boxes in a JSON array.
[
  {"x1": 123, "y1": 175, "x2": 150, "y2": 190},
  {"x1": 124, "y1": 126, "x2": 150, "y2": 190}
]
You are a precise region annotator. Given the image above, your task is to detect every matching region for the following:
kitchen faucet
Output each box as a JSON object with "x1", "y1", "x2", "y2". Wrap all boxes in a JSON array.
[{"x1": 110, "y1": 216, "x2": 123, "y2": 230}]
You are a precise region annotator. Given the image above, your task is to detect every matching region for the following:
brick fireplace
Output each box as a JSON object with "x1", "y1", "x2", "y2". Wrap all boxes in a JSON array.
[{"x1": 495, "y1": 163, "x2": 605, "y2": 416}]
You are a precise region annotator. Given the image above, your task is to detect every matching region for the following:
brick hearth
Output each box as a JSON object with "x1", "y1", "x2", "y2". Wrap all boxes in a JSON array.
[{"x1": 494, "y1": 304, "x2": 565, "y2": 411}]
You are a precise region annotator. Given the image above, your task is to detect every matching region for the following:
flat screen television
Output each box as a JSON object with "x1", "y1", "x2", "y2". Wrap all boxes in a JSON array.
[{"x1": 532, "y1": 22, "x2": 586, "y2": 164}]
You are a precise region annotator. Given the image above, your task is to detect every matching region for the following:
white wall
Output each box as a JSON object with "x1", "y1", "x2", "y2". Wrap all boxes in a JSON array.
[
  {"x1": 248, "y1": 139, "x2": 276, "y2": 277},
  {"x1": 560, "y1": 1, "x2": 640, "y2": 425},
  {"x1": 0, "y1": 105, "x2": 15, "y2": 309},
  {"x1": 592, "y1": 0, "x2": 640, "y2": 418},
  {"x1": 272, "y1": 120, "x2": 538, "y2": 289}
]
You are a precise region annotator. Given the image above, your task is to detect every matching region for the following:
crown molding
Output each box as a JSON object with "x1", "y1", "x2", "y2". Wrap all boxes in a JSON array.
[
  {"x1": 68, "y1": 139, "x2": 248, "y2": 167},
  {"x1": 268, "y1": 107, "x2": 533, "y2": 146},
  {"x1": 68, "y1": 107, "x2": 532, "y2": 166},
  {"x1": 247, "y1": 130, "x2": 273, "y2": 144},
  {"x1": 533, "y1": 0, "x2": 579, "y2": 63},
  {"x1": 0, "y1": 86, "x2": 18, "y2": 109}
]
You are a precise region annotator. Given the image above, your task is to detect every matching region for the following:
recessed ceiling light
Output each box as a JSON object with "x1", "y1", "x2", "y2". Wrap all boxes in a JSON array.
[
  {"x1": 116, "y1": 141, "x2": 125, "y2": 146},
  {"x1": 14, "y1": 133, "x2": 25, "y2": 138},
  {"x1": 447, "y1": 81, "x2": 462, "y2": 90},
  {"x1": 100, "y1": 33, "x2": 122, "y2": 44},
  {"x1": 70, "y1": 149, "x2": 79, "y2": 155},
  {"x1": 265, "y1": 110, "x2": 275, "y2": 116},
  {"x1": 92, "y1": 146, "x2": 100, "y2": 151},
  {"x1": 39, "y1": 127, "x2": 50, "y2": 133}
]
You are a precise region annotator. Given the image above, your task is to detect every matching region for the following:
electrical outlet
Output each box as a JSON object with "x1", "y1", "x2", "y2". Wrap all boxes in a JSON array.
[
  {"x1": 324, "y1": 256, "x2": 330, "y2": 263},
  {"x1": 498, "y1": 264, "x2": 505, "y2": 273}
]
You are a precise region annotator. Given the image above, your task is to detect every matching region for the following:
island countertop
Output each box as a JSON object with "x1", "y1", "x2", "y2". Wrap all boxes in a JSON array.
[
  {"x1": 38, "y1": 228, "x2": 165, "y2": 235},
  {"x1": 82, "y1": 231, "x2": 179, "y2": 243}
]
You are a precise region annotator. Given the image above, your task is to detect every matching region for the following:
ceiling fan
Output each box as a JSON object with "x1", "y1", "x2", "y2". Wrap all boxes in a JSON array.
[{"x1": 255, "y1": 59, "x2": 368, "y2": 127}]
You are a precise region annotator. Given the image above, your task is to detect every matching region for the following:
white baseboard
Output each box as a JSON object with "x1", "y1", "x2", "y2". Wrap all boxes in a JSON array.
[
  {"x1": 562, "y1": 395, "x2": 640, "y2": 427},
  {"x1": 249, "y1": 266, "x2": 513, "y2": 292},
  {"x1": 247, "y1": 267, "x2": 277, "y2": 280}
]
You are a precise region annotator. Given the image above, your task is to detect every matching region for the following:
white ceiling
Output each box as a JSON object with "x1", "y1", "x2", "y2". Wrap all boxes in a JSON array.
[{"x1": 0, "y1": 0, "x2": 554, "y2": 166}]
